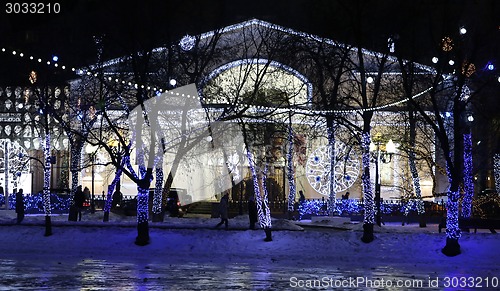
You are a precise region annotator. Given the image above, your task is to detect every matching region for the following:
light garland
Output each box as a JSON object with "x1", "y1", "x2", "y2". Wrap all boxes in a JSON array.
[
  {"x1": 69, "y1": 141, "x2": 82, "y2": 205},
  {"x1": 327, "y1": 126, "x2": 337, "y2": 216},
  {"x1": 446, "y1": 189, "x2": 461, "y2": 240},
  {"x1": 1, "y1": 47, "x2": 71, "y2": 71},
  {"x1": 406, "y1": 150, "x2": 425, "y2": 215},
  {"x1": 246, "y1": 150, "x2": 272, "y2": 228},
  {"x1": 9, "y1": 192, "x2": 70, "y2": 212},
  {"x1": 462, "y1": 133, "x2": 473, "y2": 218},
  {"x1": 134, "y1": 144, "x2": 149, "y2": 224},
  {"x1": 286, "y1": 127, "x2": 296, "y2": 212},
  {"x1": 261, "y1": 164, "x2": 272, "y2": 228},
  {"x1": 361, "y1": 132, "x2": 374, "y2": 224},
  {"x1": 4, "y1": 142, "x2": 9, "y2": 197},
  {"x1": 103, "y1": 155, "x2": 125, "y2": 213},
  {"x1": 153, "y1": 154, "x2": 164, "y2": 215},
  {"x1": 43, "y1": 133, "x2": 52, "y2": 216},
  {"x1": 494, "y1": 154, "x2": 500, "y2": 194}
]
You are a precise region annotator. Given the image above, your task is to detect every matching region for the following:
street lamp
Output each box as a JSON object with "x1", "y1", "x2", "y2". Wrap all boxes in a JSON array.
[
  {"x1": 85, "y1": 144, "x2": 99, "y2": 213},
  {"x1": 370, "y1": 138, "x2": 396, "y2": 226}
]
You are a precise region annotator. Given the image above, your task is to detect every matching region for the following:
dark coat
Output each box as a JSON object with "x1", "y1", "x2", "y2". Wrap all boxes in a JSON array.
[
  {"x1": 219, "y1": 194, "x2": 229, "y2": 219},
  {"x1": 15, "y1": 191, "x2": 24, "y2": 214},
  {"x1": 74, "y1": 189, "x2": 85, "y2": 208},
  {"x1": 248, "y1": 198, "x2": 258, "y2": 224}
]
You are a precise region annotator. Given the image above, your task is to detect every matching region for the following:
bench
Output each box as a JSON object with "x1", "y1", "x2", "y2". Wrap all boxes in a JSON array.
[{"x1": 439, "y1": 217, "x2": 500, "y2": 234}]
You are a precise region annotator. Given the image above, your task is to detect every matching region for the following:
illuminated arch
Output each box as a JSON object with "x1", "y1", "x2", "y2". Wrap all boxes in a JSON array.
[{"x1": 200, "y1": 58, "x2": 313, "y2": 105}]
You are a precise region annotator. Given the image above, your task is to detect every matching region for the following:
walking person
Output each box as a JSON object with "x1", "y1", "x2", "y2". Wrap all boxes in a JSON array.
[
  {"x1": 248, "y1": 194, "x2": 258, "y2": 230},
  {"x1": 215, "y1": 192, "x2": 229, "y2": 229},
  {"x1": 74, "y1": 185, "x2": 85, "y2": 221},
  {"x1": 15, "y1": 189, "x2": 25, "y2": 224}
]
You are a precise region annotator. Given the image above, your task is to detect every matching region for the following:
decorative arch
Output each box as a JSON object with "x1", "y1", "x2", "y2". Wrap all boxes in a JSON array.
[{"x1": 200, "y1": 58, "x2": 313, "y2": 104}]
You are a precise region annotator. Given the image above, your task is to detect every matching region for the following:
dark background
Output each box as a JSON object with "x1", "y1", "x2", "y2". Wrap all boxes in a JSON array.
[
  {"x1": 1, "y1": 0, "x2": 498, "y2": 85},
  {"x1": 0, "y1": 0, "x2": 499, "y2": 191}
]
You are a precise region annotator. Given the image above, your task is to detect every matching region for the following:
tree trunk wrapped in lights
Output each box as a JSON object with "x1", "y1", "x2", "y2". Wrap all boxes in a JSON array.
[
  {"x1": 152, "y1": 152, "x2": 164, "y2": 222},
  {"x1": 360, "y1": 132, "x2": 374, "y2": 243},
  {"x1": 327, "y1": 119, "x2": 337, "y2": 216},
  {"x1": 68, "y1": 139, "x2": 84, "y2": 222},
  {"x1": 247, "y1": 150, "x2": 273, "y2": 241},
  {"x1": 43, "y1": 133, "x2": 52, "y2": 236},
  {"x1": 286, "y1": 124, "x2": 296, "y2": 215},
  {"x1": 406, "y1": 111, "x2": 426, "y2": 226},
  {"x1": 461, "y1": 133, "x2": 474, "y2": 218},
  {"x1": 495, "y1": 154, "x2": 500, "y2": 194},
  {"x1": 103, "y1": 155, "x2": 125, "y2": 222}
]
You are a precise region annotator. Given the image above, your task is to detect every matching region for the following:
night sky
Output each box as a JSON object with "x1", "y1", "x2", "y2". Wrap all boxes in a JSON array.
[{"x1": 0, "y1": 0, "x2": 498, "y2": 86}]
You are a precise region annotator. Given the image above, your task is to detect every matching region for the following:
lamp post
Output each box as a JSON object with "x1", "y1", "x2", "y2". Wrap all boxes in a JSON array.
[
  {"x1": 85, "y1": 144, "x2": 99, "y2": 213},
  {"x1": 370, "y1": 138, "x2": 396, "y2": 227}
]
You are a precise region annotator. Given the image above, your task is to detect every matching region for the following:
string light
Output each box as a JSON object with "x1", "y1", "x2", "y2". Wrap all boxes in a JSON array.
[
  {"x1": 445, "y1": 158, "x2": 461, "y2": 240},
  {"x1": 246, "y1": 150, "x2": 272, "y2": 228},
  {"x1": 261, "y1": 164, "x2": 272, "y2": 228},
  {"x1": 298, "y1": 198, "x2": 408, "y2": 219},
  {"x1": 494, "y1": 154, "x2": 500, "y2": 194},
  {"x1": 446, "y1": 190, "x2": 461, "y2": 240},
  {"x1": 286, "y1": 127, "x2": 296, "y2": 212},
  {"x1": 152, "y1": 154, "x2": 164, "y2": 216},
  {"x1": 9, "y1": 192, "x2": 70, "y2": 212},
  {"x1": 361, "y1": 132, "x2": 374, "y2": 224},
  {"x1": 0, "y1": 47, "x2": 70, "y2": 72},
  {"x1": 43, "y1": 133, "x2": 52, "y2": 217},
  {"x1": 462, "y1": 133, "x2": 473, "y2": 218},
  {"x1": 406, "y1": 150, "x2": 425, "y2": 216}
]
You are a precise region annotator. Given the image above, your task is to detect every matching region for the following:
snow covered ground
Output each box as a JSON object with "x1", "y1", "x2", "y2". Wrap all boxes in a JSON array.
[{"x1": 0, "y1": 210, "x2": 499, "y2": 290}]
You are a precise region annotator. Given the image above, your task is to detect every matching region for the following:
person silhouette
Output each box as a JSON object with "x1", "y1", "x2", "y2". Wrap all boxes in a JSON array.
[
  {"x1": 15, "y1": 189, "x2": 25, "y2": 224},
  {"x1": 215, "y1": 192, "x2": 229, "y2": 229},
  {"x1": 74, "y1": 185, "x2": 85, "y2": 221}
]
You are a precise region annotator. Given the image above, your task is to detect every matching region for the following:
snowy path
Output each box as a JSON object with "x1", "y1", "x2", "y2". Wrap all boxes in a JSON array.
[{"x1": 0, "y1": 223, "x2": 499, "y2": 290}]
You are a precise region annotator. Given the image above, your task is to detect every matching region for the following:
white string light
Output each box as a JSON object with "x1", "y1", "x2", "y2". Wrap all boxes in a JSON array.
[{"x1": 1, "y1": 47, "x2": 76, "y2": 72}]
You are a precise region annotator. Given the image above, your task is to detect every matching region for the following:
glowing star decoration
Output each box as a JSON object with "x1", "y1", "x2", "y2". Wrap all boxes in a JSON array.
[
  {"x1": 179, "y1": 34, "x2": 196, "y2": 51},
  {"x1": 461, "y1": 61, "x2": 476, "y2": 77},
  {"x1": 128, "y1": 84, "x2": 247, "y2": 204},
  {"x1": 29, "y1": 71, "x2": 37, "y2": 84},
  {"x1": 306, "y1": 142, "x2": 360, "y2": 196},
  {"x1": 441, "y1": 36, "x2": 454, "y2": 52}
]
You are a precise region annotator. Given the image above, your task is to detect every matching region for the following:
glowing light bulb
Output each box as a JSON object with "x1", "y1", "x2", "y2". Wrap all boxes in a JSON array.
[
  {"x1": 459, "y1": 27, "x2": 467, "y2": 35},
  {"x1": 432, "y1": 57, "x2": 439, "y2": 64},
  {"x1": 366, "y1": 76, "x2": 374, "y2": 83},
  {"x1": 52, "y1": 55, "x2": 59, "y2": 62},
  {"x1": 169, "y1": 79, "x2": 177, "y2": 87},
  {"x1": 449, "y1": 60, "x2": 455, "y2": 66}
]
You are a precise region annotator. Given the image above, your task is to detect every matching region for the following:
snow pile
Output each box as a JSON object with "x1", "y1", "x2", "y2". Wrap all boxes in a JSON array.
[{"x1": 1, "y1": 209, "x2": 499, "y2": 290}]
